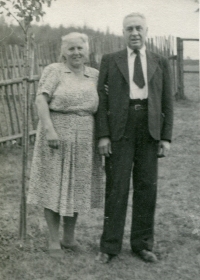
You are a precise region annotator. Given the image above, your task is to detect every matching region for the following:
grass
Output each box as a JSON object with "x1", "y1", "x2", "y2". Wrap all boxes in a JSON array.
[{"x1": 0, "y1": 75, "x2": 200, "y2": 280}]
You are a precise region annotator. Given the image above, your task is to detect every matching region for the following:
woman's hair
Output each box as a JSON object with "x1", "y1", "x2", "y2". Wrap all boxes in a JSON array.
[{"x1": 59, "y1": 32, "x2": 89, "y2": 62}]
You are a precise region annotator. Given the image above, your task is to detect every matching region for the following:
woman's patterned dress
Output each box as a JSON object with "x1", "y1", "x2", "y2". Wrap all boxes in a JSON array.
[{"x1": 27, "y1": 63, "x2": 103, "y2": 216}]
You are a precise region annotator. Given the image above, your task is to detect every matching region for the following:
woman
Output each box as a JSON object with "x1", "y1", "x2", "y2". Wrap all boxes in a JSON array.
[{"x1": 28, "y1": 32, "x2": 103, "y2": 255}]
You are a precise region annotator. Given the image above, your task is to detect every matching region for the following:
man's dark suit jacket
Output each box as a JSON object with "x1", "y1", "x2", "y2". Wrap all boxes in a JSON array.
[{"x1": 96, "y1": 49, "x2": 173, "y2": 142}]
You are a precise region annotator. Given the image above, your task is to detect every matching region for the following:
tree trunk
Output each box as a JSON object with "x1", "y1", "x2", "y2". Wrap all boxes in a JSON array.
[{"x1": 20, "y1": 30, "x2": 30, "y2": 244}]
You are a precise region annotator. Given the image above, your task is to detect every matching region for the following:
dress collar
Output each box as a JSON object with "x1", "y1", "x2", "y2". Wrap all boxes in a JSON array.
[{"x1": 62, "y1": 63, "x2": 93, "y2": 77}]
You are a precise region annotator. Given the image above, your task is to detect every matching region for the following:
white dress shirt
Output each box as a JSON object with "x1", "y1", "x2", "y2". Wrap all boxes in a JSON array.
[{"x1": 127, "y1": 46, "x2": 148, "y2": 100}]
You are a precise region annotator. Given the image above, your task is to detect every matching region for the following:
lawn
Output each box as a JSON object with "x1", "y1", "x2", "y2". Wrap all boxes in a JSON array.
[{"x1": 0, "y1": 74, "x2": 199, "y2": 280}]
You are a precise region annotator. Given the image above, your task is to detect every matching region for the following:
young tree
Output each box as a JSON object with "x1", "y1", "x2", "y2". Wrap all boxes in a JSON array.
[{"x1": 0, "y1": 0, "x2": 55, "y2": 245}]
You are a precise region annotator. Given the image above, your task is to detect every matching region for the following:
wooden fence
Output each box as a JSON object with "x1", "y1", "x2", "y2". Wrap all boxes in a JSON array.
[
  {"x1": 176, "y1": 37, "x2": 199, "y2": 99},
  {"x1": 0, "y1": 35, "x2": 177, "y2": 145}
]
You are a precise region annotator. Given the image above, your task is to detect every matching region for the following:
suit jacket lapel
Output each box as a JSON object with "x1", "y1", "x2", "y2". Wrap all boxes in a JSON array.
[
  {"x1": 114, "y1": 49, "x2": 129, "y2": 85},
  {"x1": 114, "y1": 49, "x2": 159, "y2": 85},
  {"x1": 146, "y1": 50, "x2": 159, "y2": 82}
]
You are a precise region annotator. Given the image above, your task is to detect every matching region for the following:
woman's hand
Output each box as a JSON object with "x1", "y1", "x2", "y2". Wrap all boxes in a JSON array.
[
  {"x1": 46, "y1": 128, "x2": 60, "y2": 149},
  {"x1": 104, "y1": 84, "x2": 109, "y2": 95}
]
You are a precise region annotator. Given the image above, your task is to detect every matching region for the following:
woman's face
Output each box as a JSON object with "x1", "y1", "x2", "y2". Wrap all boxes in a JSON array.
[{"x1": 64, "y1": 38, "x2": 88, "y2": 68}]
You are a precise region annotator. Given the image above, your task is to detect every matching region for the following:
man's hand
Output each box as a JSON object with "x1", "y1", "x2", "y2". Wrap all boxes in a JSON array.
[
  {"x1": 46, "y1": 128, "x2": 60, "y2": 149},
  {"x1": 157, "y1": 140, "x2": 171, "y2": 158},
  {"x1": 98, "y1": 137, "x2": 112, "y2": 157}
]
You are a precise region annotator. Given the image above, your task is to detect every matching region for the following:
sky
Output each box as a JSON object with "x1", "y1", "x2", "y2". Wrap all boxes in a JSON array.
[{"x1": 8, "y1": 0, "x2": 200, "y2": 58}]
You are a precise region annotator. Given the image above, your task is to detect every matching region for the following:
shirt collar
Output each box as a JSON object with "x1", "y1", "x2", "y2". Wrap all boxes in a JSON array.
[
  {"x1": 62, "y1": 63, "x2": 93, "y2": 77},
  {"x1": 127, "y1": 45, "x2": 146, "y2": 57}
]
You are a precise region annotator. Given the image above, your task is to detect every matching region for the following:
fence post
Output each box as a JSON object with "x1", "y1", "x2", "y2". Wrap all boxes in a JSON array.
[{"x1": 176, "y1": 37, "x2": 185, "y2": 99}]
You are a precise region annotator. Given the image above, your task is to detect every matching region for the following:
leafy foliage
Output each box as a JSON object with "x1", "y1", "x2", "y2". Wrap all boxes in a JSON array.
[{"x1": 0, "y1": 0, "x2": 55, "y2": 32}]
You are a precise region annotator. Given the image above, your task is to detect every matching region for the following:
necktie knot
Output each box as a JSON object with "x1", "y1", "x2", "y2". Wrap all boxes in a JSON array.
[{"x1": 133, "y1": 49, "x2": 140, "y2": 55}]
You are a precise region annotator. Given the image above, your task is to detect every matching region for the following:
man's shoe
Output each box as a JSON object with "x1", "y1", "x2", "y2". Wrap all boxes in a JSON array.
[
  {"x1": 95, "y1": 252, "x2": 116, "y2": 264},
  {"x1": 136, "y1": 249, "x2": 157, "y2": 263}
]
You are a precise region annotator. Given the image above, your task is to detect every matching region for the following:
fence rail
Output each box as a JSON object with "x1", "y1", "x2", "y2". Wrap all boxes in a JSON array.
[
  {"x1": 0, "y1": 35, "x2": 177, "y2": 145},
  {"x1": 176, "y1": 37, "x2": 199, "y2": 99}
]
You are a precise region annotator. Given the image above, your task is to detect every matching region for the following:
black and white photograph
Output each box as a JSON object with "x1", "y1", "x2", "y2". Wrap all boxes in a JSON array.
[{"x1": 0, "y1": 0, "x2": 199, "y2": 279}]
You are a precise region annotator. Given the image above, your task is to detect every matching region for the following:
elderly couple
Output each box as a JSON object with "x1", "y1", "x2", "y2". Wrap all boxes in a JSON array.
[{"x1": 28, "y1": 12, "x2": 173, "y2": 263}]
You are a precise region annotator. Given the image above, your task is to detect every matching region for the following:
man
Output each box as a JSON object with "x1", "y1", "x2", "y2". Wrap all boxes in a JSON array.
[{"x1": 96, "y1": 13, "x2": 173, "y2": 263}]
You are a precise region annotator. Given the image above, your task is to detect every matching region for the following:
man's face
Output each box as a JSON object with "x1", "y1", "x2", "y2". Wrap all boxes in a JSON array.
[{"x1": 123, "y1": 16, "x2": 148, "y2": 50}]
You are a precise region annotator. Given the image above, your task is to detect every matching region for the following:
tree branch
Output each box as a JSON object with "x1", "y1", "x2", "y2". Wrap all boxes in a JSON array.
[{"x1": 0, "y1": 4, "x2": 26, "y2": 34}]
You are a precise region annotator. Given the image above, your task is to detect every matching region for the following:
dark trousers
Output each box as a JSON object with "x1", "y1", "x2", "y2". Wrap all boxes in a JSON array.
[{"x1": 100, "y1": 103, "x2": 158, "y2": 255}]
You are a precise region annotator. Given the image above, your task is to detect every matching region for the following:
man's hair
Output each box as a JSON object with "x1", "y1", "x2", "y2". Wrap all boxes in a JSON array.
[
  {"x1": 123, "y1": 12, "x2": 146, "y2": 27},
  {"x1": 60, "y1": 32, "x2": 89, "y2": 62}
]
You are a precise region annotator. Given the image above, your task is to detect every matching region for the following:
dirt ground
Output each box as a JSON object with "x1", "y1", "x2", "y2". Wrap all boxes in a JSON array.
[{"x1": 0, "y1": 75, "x2": 199, "y2": 280}]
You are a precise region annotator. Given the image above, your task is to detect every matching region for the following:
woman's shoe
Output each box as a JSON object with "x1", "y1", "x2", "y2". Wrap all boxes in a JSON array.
[
  {"x1": 60, "y1": 240, "x2": 78, "y2": 252},
  {"x1": 49, "y1": 248, "x2": 64, "y2": 258}
]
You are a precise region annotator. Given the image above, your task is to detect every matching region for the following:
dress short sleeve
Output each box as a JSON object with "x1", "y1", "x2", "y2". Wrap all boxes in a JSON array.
[
  {"x1": 37, "y1": 64, "x2": 59, "y2": 99},
  {"x1": 90, "y1": 67, "x2": 99, "y2": 79}
]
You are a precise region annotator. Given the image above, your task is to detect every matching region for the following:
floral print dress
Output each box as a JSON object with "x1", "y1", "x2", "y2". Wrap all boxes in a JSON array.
[{"x1": 27, "y1": 63, "x2": 103, "y2": 216}]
